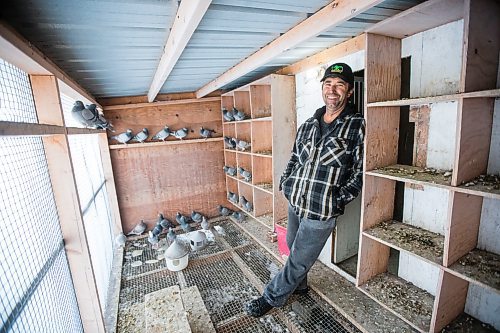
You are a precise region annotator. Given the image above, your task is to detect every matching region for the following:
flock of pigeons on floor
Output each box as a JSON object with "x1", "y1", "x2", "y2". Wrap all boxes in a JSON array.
[{"x1": 114, "y1": 206, "x2": 246, "y2": 247}]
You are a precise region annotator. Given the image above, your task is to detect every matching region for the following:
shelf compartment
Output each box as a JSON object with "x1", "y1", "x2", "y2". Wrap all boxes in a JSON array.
[
  {"x1": 226, "y1": 176, "x2": 238, "y2": 199},
  {"x1": 364, "y1": 220, "x2": 444, "y2": 266},
  {"x1": 223, "y1": 122, "x2": 236, "y2": 138},
  {"x1": 251, "y1": 120, "x2": 272, "y2": 154},
  {"x1": 235, "y1": 122, "x2": 251, "y2": 148},
  {"x1": 250, "y1": 85, "x2": 271, "y2": 119},
  {"x1": 221, "y1": 95, "x2": 234, "y2": 111},
  {"x1": 238, "y1": 181, "x2": 254, "y2": 214},
  {"x1": 236, "y1": 153, "x2": 252, "y2": 183},
  {"x1": 233, "y1": 90, "x2": 251, "y2": 119},
  {"x1": 256, "y1": 212, "x2": 273, "y2": 230},
  {"x1": 253, "y1": 187, "x2": 273, "y2": 218},
  {"x1": 109, "y1": 137, "x2": 223, "y2": 150},
  {"x1": 252, "y1": 155, "x2": 272, "y2": 189},
  {"x1": 359, "y1": 272, "x2": 435, "y2": 332},
  {"x1": 440, "y1": 313, "x2": 498, "y2": 333},
  {"x1": 367, "y1": 164, "x2": 452, "y2": 186},
  {"x1": 224, "y1": 150, "x2": 236, "y2": 169}
]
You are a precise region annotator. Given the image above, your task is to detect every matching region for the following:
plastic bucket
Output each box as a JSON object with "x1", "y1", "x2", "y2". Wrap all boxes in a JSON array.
[{"x1": 275, "y1": 224, "x2": 289, "y2": 256}]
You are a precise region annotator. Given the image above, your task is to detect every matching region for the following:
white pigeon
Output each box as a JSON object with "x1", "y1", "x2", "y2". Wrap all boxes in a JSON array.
[
  {"x1": 111, "y1": 129, "x2": 133, "y2": 144},
  {"x1": 127, "y1": 220, "x2": 147, "y2": 236},
  {"x1": 114, "y1": 232, "x2": 127, "y2": 247},
  {"x1": 201, "y1": 216, "x2": 209, "y2": 230}
]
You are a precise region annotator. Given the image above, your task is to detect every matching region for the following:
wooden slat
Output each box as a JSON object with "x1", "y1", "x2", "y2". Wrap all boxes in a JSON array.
[
  {"x1": 103, "y1": 97, "x2": 221, "y2": 111},
  {"x1": 360, "y1": 174, "x2": 395, "y2": 231},
  {"x1": 277, "y1": 34, "x2": 366, "y2": 75},
  {"x1": 430, "y1": 270, "x2": 468, "y2": 332},
  {"x1": 444, "y1": 191, "x2": 482, "y2": 266},
  {"x1": 0, "y1": 121, "x2": 65, "y2": 136},
  {"x1": 109, "y1": 137, "x2": 223, "y2": 150},
  {"x1": 357, "y1": 235, "x2": 390, "y2": 286},
  {"x1": 66, "y1": 127, "x2": 105, "y2": 135},
  {"x1": 364, "y1": 106, "x2": 399, "y2": 171},
  {"x1": 196, "y1": 0, "x2": 384, "y2": 98},
  {"x1": 30, "y1": 75, "x2": 64, "y2": 126},
  {"x1": 233, "y1": 91, "x2": 251, "y2": 116},
  {"x1": 253, "y1": 188, "x2": 273, "y2": 217},
  {"x1": 410, "y1": 105, "x2": 430, "y2": 168},
  {"x1": 249, "y1": 85, "x2": 271, "y2": 119}
]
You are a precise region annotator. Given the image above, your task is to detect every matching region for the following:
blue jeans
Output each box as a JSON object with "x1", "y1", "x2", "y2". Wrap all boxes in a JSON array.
[{"x1": 263, "y1": 205, "x2": 336, "y2": 307}]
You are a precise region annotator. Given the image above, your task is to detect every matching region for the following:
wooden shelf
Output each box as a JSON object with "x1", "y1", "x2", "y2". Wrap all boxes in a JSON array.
[
  {"x1": 446, "y1": 249, "x2": 500, "y2": 293},
  {"x1": 367, "y1": 89, "x2": 500, "y2": 107},
  {"x1": 441, "y1": 313, "x2": 498, "y2": 332},
  {"x1": 253, "y1": 151, "x2": 272, "y2": 158},
  {"x1": 109, "y1": 137, "x2": 223, "y2": 150},
  {"x1": 225, "y1": 199, "x2": 272, "y2": 230},
  {"x1": 359, "y1": 273, "x2": 435, "y2": 332},
  {"x1": 254, "y1": 183, "x2": 273, "y2": 194},
  {"x1": 252, "y1": 116, "x2": 272, "y2": 122},
  {"x1": 364, "y1": 220, "x2": 444, "y2": 266}
]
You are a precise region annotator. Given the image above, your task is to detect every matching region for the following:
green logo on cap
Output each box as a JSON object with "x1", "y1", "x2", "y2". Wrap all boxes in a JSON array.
[{"x1": 331, "y1": 65, "x2": 343, "y2": 73}]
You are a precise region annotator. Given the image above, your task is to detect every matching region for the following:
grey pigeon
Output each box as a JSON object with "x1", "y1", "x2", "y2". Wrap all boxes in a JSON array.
[
  {"x1": 236, "y1": 139, "x2": 251, "y2": 151},
  {"x1": 72, "y1": 101, "x2": 98, "y2": 127},
  {"x1": 232, "y1": 211, "x2": 246, "y2": 223},
  {"x1": 94, "y1": 113, "x2": 114, "y2": 132},
  {"x1": 147, "y1": 231, "x2": 159, "y2": 246},
  {"x1": 152, "y1": 126, "x2": 171, "y2": 141},
  {"x1": 172, "y1": 128, "x2": 189, "y2": 140},
  {"x1": 200, "y1": 127, "x2": 215, "y2": 139},
  {"x1": 232, "y1": 107, "x2": 246, "y2": 121},
  {"x1": 158, "y1": 213, "x2": 173, "y2": 229},
  {"x1": 127, "y1": 219, "x2": 147, "y2": 236},
  {"x1": 201, "y1": 216, "x2": 209, "y2": 230},
  {"x1": 152, "y1": 223, "x2": 163, "y2": 237},
  {"x1": 238, "y1": 167, "x2": 252, "y2": 182},
  {"x1": 217, "y1": 205, "x2": 233, "y2": 216},
  {"x1": 176, "y1": 212, "x2": 191, "y2": 232},
  {"x1": 240, "y1": 196, "x2": 253, "y2": 212},
  {"x1": 111, "y1": 129, "x2": 133, "y2": 144},
  {"x1": 167, "y1": 227, "x2": 176, "y2": 243},
  {"x1": 222, "y1": 108, "x2": 235, "y2": 122},
  {"x1": 114, "y1": 232, "x2": 127, "y2": 247},
  {"x1": 227, "y1": 191, "x2": 239, "y2": 204},
  {"x1": 224, "y1": 136, "x2": 237, "y2": 149},
  {"x1": 223, "y1": 165, "x2": 237, "y2": 177},
  {"x1": 131, "y1": 128, "x2": 149, "y2": 143},
  {"x1": 191, "y1": 211, "x2": 203, "y2": 223}
]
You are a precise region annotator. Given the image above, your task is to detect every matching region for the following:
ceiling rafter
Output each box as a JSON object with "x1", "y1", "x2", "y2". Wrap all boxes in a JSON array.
[
  {"x1": 195, "y1": 0, "x2": 383, "y2": 98},
  {"x1": 147, "y1": 0, "x2": 212, "y2": 103}
]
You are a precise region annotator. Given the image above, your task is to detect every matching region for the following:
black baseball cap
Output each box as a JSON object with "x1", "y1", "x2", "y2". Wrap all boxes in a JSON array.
[{"x1": 320, "y1": 62, "x2": 354, "y2": 87}]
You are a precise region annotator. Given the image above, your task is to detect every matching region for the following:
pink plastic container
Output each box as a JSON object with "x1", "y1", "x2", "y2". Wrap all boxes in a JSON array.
[{"x1": 275, "y1": 224, "x2": 289, "y2": 257}]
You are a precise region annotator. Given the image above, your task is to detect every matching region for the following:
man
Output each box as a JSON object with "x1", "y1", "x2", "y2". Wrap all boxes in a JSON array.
[{"x1": 245, "y1": 62, "x2": 365, "y2": 317}]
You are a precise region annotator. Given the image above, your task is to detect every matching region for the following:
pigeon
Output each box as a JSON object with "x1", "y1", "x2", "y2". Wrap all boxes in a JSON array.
[
  {"x1": 224, "y1": 136, "x2": 237, "y2": 149},
  {"x1": 200, "y1": 127, "x2": 215, "y2": 139},
  {"x1": 167, "y1": 227, "x2": 176, "y2": 243},
  {"x1": 222, "y1": 108, "x2": 235, "y2": 122},
  {"x1": 94, "y1": 113, "x2": 114, "y2": 131},
  {"x1": 238, "y1": 167, "x2": 252, "y2": 182},
  {"x1": 227, "y1": 191, "x2": 239, "y2": 204},
  {"x1": 152, "y1": 223, "x2": 163, "y2": 237},
  {"x1": 240, "y1": 196, "x2": 253, "y2": 212},
  {"x1": 172, "y1": 128, "x2": 189, "y2": 140},
  {"x1": 176, "y1": 212, "x2": 191, "y2": 232},
  {"x1": 217, "y1": 205, "x2": 233, "y2": 216},
  {"x1": 201, "y1": 216, "x2": 209, "y2": 230},
  {"x1": 114, "y1": 232, "x2": 127, "y2": 247},
  {"x1": 147, "y1": 231, "x2": 159, "y2": 246},
  {"x1": 232, "y1": 211, "x2": 246, "y2": 223},
  {"x1": 158, "y1": 214, "x2": 173, "y2": 229},
  {"x1": 131, "y1": 128, "x2": 149, "y2": 143},
  {"x1": 236, "y1": 139, "x2": 251, "y2": 151},
  {"x1": 71, "y1": 101, "x2": 98, "y2": 127},
  {"x1": 232, "y1": 107, "x2": 246, "y2": 121},
  {"x1": 127, "y1": 219, "x2": 147, "y2": 236},
  {"x1": 223, "y1": 165, "x2": 237, "y2": 177},
  {"x1": 152, "y1": 126, "x2": 171, "y2": 141},
  {"x1": 111, "y1": 129, "x2": 133, "y2": 144},
  {"x1": 191, "y1": 211, "x2": 203, "y2": 223}
]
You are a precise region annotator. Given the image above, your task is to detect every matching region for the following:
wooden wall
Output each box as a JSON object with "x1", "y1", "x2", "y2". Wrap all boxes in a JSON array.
[{"x1": 103, "y1": 97, "x2": 226, "y2": 233}]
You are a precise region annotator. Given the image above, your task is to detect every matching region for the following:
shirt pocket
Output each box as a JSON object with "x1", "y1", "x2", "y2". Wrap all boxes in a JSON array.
[
  {"x1": 297, "y1": 139, "x2": 313, "y2": 164},
  {"x1": 319, "y1": 137, "x2": 350, "y2": 167}
]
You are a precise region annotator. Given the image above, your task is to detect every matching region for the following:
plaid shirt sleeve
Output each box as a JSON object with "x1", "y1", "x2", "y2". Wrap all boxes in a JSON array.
[{"x1": 279, "y1": 139, "x2": 299, "y2": 191}]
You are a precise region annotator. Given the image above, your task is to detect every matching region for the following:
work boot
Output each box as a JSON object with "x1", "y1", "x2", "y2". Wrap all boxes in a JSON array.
[
  {"x1": 293, "y1": 286, "x2": 310, "y2": 295},
  {"x1": 245, "y1": 296, "x2": 273, "y2": 317}
]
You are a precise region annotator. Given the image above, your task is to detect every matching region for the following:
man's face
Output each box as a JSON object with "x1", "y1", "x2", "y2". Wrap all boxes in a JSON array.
[{"x1": 322, "y1": 77, "x2": 352, "y2": 113}]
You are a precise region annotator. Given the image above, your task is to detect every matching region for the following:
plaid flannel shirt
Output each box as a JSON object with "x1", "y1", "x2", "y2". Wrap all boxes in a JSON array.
[{"x1": 279, "y1": 104, "x2": 365, "y2": 221}]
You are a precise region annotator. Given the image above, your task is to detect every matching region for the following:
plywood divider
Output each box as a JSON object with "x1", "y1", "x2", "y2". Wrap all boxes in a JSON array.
[
  {"x1": 251, "y1": 120, "x2": 272, "y2": 153},
  {"x1": 30, "y1": 75, "x2": 65, "y2": 126},
  {"x1": 236, "y1": 153, "x2": 252, "y2": 182},
  {"x1": 254, "y1": 188, "x2": 273, "y2": 217},
  {"x1": 364, "y1": 106, "x2": 400, "y2": 171},
  {"x1": 430, "y1": 270, "x2": 469, "y2": 332},
  {"x1": 223, "y1": 122, "x2": 236, "y2": 138},
  {"x1": 444, "y1": 191, "x2": 483, "y2": 266},
  {"x1": 252, "y1": 155, "x2": 272, "y2": 185},
  {"x1": 221, "y1": 95, "x2": 234, "y2": 111},
  {"x1": 357, "y1": 235, "x2": 390, "y2": 286},
  {"x1": 235, "y1": 122, "x2": 251, "y2": 145},
  {"x1": 224, "y1": 150, "x2": 236, "y2": 168},
  {"x1": 233, "y1": 91, "x2": 251, "y2": 116},
  {"x1": 361, "y1": 174, "x2": 396, "y2": 231},
  {"x1": 226, "y1": 176, "x2": 239, "y2": 196},
  {"x1": 238, "y1": 182, "x2": 253, "y2": 209},
  {"x1": 249, "y1": 85, "x2": 271, "y2": 119},
  {"x1": 451, "y1": 98, "x2": 494, "y2": 186}
]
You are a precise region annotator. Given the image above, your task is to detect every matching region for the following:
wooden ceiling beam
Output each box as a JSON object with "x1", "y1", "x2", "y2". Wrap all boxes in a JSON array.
[
  {"x1": 147, "y1": 0, "x2": 212, "y2": 103},
  {"x1": 196, "y1": 0, "x2": 383, "y2": 98}
]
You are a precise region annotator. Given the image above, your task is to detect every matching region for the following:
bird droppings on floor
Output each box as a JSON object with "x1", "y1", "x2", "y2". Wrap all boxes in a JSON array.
[{"x1": 114, "y1": 218, "x2": 362, "y2": 333}]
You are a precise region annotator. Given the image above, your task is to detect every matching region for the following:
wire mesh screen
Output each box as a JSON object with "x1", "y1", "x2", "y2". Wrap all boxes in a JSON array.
[
  {"x1": 68, "y1": 134, "x2": 114, "y2": 313},
  {"x1": 0, "y1": 59, "x2": 38, "y2": 123},
  {"x1": 60, "y1": 93, "x2": 83, "y2": 128},
  {"x1": 0, "y1": 136, "x2": 83, "y2": 333}
]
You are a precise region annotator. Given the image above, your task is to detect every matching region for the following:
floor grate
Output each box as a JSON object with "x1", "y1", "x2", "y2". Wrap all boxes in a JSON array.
[
  {"x1": 119, "y1": 269, "x2": 178, "y2": 307},
  {"x1": 217, "y1": 221, "x2": 252, "y2": 248},
  {"x1": 235, "y1": 244, "x2": 282, "y2": 285},
  {"x1": 217, "y1": 314, "x2": 290, "y2": 333}
]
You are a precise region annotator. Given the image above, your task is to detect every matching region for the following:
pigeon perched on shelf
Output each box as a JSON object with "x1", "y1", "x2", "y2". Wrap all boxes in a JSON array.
[
  {"x1": 191, "y1": 211, "x2": 203, "y2": 224},
  {"x1": 111, "y1": 129, "x2": 133, "y2": 144},
  {"x1": 172, "y1": 127, "x2": 189, "y2": 140},
  {"x1": 227, "y1": 191, "x2": 239, "y2": 204},
  {"x1": 167, "y1": 227, "x2": 176, "y2": 243},
  {"x1": 236, "y1": 139, "x2": 251, "y2": 151},
  {"x1": 232, "y1": 211, "x2": 246, "y2": 223},
  {"x1": 238, "y1": 167, "x2": 252, "y2": 182},
  {"x1": 152, "y1": 223, "x2": 163, "y2": 237},
  {"x1": 232, "y1": 107, "x2": 246, "y2": 121},
  {"x1": 131, "y1": 128, "x2": 149, "y2": 143},
  {"x1": 223, "y1": 165, "x2": 237, "y2": 177},
  {"x1": 94, "y1": 113, "x2": 114, "y2": 132},
  {"x1": 222, "y1": 108, "x2": 235, "y2": 122},
  {"x1": 240, "y1": 196, "x2": 253, "y2": 212},
  {"x1": 224, "y1": 136, "x2": 237, "y2": 149},
  {"x1": 176, "y1": 212, "x2": 191, "y2": 232},
  {"x1": 201, "y1": 216, "x2": 210, "y2": 230},
  {"x1": 218, "y1": 205, "x2": 233, "y2": 216},
  {"x1": 152, "y1": 126, "x2": 171, "y2": 141},
  {"x1": 114, "y1": 232, "x2": 127, "y2": 247},
  {"x1": 127, "y1": 219, "x2": 147, "y2": 236},
  {"x1": 71, "y1": 101, "x2": 97, "y2": 127},
  {"x1": 147, "y1": 231, "x2": 159, "y2": 246},
  {"x1": 158, "y1": 213, "x2": 173, "y2": 229},
  {"x1": 200, "y1": 127, "x2": 215, "y2": 139}
]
